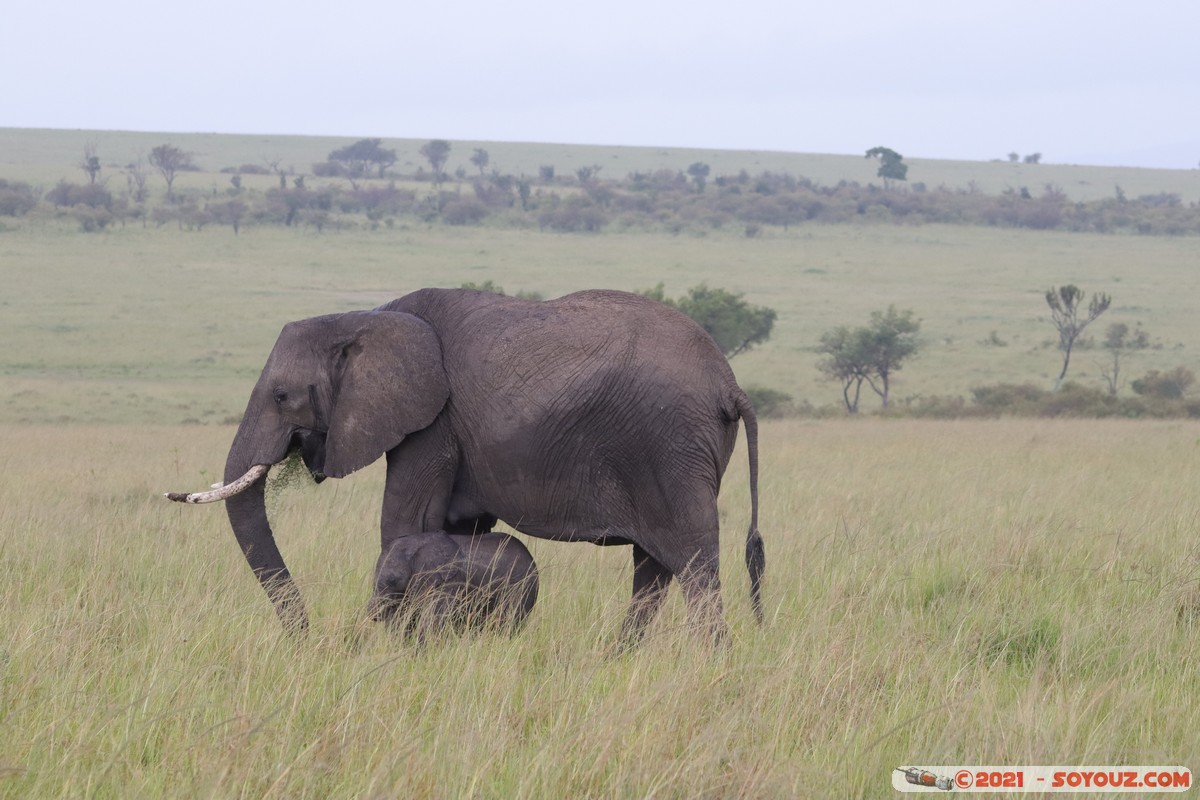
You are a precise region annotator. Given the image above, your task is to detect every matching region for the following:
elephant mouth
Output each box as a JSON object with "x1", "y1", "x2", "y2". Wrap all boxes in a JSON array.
[{"x1": 290, "y1": 429, "x2": 327, "y2": 484}]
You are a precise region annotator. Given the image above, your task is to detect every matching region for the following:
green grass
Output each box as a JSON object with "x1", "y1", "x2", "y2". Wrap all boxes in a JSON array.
[
  {"x1": 3, "y1": 128, "x2": 1200, "y2": 797},
  {"x1": 3, "y1": 421, "x2": 1200, "y2": 797},
  {"x1": 3, "y1": 221, "x2": 1198, "y2": 423}
]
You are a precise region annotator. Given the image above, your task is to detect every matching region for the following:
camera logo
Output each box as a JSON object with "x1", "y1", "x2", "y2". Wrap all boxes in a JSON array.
[{"x1": 896, "y1": 767, "x2": 954, "y2": 791}]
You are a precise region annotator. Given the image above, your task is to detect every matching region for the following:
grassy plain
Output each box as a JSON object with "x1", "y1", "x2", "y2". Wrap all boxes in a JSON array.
[
  {"x1": 3, "y1": 128, "x2": 1200, "y2": 797},
  {"x1": 4, "y1": 421, "x2": 1200, "y2": 798},
  {"x1": 3, "y1": 221, "x2": 1199, "y2": 423}
]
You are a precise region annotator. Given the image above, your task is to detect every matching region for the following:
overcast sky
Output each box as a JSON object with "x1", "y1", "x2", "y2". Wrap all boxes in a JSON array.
[{"x1": 6, "y1": 0, "x2": 1198, "y2": 168}]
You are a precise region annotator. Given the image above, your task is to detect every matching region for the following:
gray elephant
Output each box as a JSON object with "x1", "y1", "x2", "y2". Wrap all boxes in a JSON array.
[
  {"x1": 167, "y1": 288, "x2": 764, "y2": 646},
  {"x1": 369, "y1": 531, "x2": 539, "y2": 636}
]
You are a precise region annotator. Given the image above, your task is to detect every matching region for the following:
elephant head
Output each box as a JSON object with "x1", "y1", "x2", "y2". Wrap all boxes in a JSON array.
[{"x1": 219, "y1": 310, "x2": 450, "y2": 630}]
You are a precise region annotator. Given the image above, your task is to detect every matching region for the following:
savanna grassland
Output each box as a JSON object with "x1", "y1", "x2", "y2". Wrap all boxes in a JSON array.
[{"x1": 2, "y1": 129, "x2": 1200, "y2": 798}]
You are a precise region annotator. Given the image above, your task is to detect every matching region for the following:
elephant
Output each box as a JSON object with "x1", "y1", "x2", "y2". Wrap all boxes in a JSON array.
[
  {"x1": 167, "y1": 287, "x2": 764, "y2": 646},
  {"x1": 369, "y1": 531, "x2": 539, "y2": 636}
]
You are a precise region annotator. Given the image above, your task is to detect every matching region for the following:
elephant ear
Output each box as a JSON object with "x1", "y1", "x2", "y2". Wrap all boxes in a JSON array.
[{"x1": 323, "y1": 310, "x2": 449, "y2": 478}]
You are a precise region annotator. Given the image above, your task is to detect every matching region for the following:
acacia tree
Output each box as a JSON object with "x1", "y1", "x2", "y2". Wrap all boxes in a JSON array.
[
  {"x1": 1045, "y1": 285, "x2": 1111, "y2": 390},
  {"x1": 817, "y1": 307, "x2": 921, "y2": 412},
  {"x1": 865, "y1": 146, "x2": 908, "y2": 188},
  {"x1": 817, "y1": 326, "x2": 872, "y2": 413},
  {"x1": 420, "y1": 140, "x2": 452, "y2": 186},
  {"x1": 860, "y1": 306, "x2": 921, "y2": 407},
  {"x1": 328, "y1": 138, "x2": 396, "y2": 182},
  {"x1": 1099, "y1": 321, "x2": 1150, "y2": 396},
  {"x1": 148, "y1": 144, "x2": 193, "y2": 202},
  {"x1": 470, "y1": 148, "x2": 490, "y2": 175},
  {"x1": 687, "y1": 162, "x2": 710, "y2": 193},
  {"x1": 640, "y1": 283, "x2": 776, "y2": 358}
]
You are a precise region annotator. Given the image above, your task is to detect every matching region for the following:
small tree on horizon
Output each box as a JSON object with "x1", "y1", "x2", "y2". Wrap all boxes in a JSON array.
[
  {"x1": 865, "y1": 146, "x2": 908, "y2": 188},
  {"x1": 328, "y1": 138, "x2": 396, "y2": 183},
  {"x1": 148, "y1": 144, "x2": 193, "y2": 202},
  {"x1": 470, "y1": 148, "x2": 490, "y2": 175},
  {"x1": 1045, "y1": 284, "x2": 1111, "y2": 390},
  {"x1": 420, "y1": 140, "x2": 452, "y2": 186},
  {"x1": 81, "y1": 141, "x2": 101, "y2": 185}
]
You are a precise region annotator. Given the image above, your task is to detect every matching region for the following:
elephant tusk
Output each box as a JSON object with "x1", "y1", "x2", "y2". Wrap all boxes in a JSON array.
[{"x1": 164, "y1": 464, "x2": 270, "y2": 504}]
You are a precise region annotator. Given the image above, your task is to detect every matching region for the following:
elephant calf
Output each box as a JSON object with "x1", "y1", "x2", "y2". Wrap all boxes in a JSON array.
[{"x1": 370, "y1": 532, "x2": 539, "y2": 636}]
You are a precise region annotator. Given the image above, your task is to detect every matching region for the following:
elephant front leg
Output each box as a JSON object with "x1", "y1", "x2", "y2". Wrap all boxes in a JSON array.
[
  {"x1": 617, "y1": 545, "x2": 673, "y2": 649},
  {"x1": 378, "y1": 424, "x2": 459, "y2": 544}
]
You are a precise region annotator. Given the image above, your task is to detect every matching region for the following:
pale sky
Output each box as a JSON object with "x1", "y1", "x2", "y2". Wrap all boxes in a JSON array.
[{"x1": 6, "y1": 0, "x2": 1199, "y2": 168}]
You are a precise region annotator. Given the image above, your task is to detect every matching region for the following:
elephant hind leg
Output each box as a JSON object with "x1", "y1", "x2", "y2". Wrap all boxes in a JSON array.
[
  {"x1": 618, "y1": 545, "x2": 673, "y2": 649},
  {"x1": 676, "y1": 557, "x2": 727, "y2": 646}
]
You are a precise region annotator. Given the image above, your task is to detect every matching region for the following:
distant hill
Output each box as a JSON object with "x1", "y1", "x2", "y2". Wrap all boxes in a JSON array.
[
  {"x1": 1067, "y1": 140, "x2": 1200, "y2": 171},
  {"x1": 3, "y1": 127, "x2": 1200, "y2": 204}
]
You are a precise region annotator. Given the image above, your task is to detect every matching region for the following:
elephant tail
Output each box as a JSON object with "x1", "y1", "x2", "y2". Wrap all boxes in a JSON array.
[{"x1": 735, "y1": 390, "x2": 766, "y2": 624}]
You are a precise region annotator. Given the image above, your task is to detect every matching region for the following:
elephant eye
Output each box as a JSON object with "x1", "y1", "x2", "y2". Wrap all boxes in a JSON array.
[{"x1": 273, "y1": 388, "x2": 289, "y2": 405}]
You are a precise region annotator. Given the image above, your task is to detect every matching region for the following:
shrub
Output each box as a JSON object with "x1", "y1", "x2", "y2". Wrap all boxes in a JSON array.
[
  {"x1": 1131, "y1": 367, "x2": 1196, "y2": 399},
  {"x1": 889, "y1": 394, "x2": 970, "y2": 418},
  {"x1": 348, "y1": 185, "x2": 413, "y2": 219},
  {"x1": 743, "y1": 386, "x2": 794, "y2": 418},
  {"x1": 0, "y1": 179, "x2": 37, "y2": 216},
  {"x1": 73, "y1": 206, "x2": 113, "y2": 232},
  {"x1": 46, "y1": 180, "x2": 112, "y2": 209},
  {"x1": 442, "y1": 198, "x2": 488, "y2": 225},
  {"x1": 537, "y1": 199, "x2": 608, "y2": 232},
  {"x1": 971, "y1": 383, "x2": 1047, "y2": 412},
  {"x1": 1037, "y1": 382, "x2": 1119, "y2": 417},
  {"x1": 311, "y1": 161, "x2": 345, "y2": 178}
]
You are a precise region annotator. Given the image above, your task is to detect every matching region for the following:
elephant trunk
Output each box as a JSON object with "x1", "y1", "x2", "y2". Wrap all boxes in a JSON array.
[{"x1": 223, "y1": 424, "x2": 309, "y2": 634}]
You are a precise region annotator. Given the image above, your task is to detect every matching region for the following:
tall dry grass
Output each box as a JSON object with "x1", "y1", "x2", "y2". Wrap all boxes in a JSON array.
[{"x1": 3, "y1": 419, "x2": 1199, "y2": 798}]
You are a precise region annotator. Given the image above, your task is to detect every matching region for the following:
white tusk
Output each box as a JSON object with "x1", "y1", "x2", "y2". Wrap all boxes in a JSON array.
[
  {"x1": 210, "y1": 481, "x2": 224, "y2": 489},
  {"x1": 164, "y1": 464, "x2": 270, "y2": 504}
]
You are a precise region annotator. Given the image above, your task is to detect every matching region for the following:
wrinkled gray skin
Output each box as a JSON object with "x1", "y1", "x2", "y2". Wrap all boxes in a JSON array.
[
  {"x1": 370, "y1": 531, "x2": 539, "y2": 636},
  {"x1": 222, "y1": 288, "x2": 764, "y2": 646}
]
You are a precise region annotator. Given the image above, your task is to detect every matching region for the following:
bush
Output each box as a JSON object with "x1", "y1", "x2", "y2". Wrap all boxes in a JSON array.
[
  {"x1": 743, "y1": 386, "x2": 794, "y2": 418},
  {"x1": 460, "y1": 280, "x2": 505, "y2": 294},
  {"x1": 970, "y1": 383, "x2": 1047, "y2": 412},
  {"x1": 73, "y1": 206, "x2": 113, "y2": 232},
  {"x1": 888, "y1": 394, "x2": 970, "y2": 418},
  {"x1": 311, "y1": 161, "x2": 345, "y2": 178},
  {"x1": 0, "y1": 179, "x2": 37, "y2": 216},
  {"x1": 1131, "y1": 367, "x2": 1195, "y2": 399},
  {"x1": 45, "y1": 180, "x2": 112, "y2": 209},
  {"x1": 442, "y1": 198, "x2": 488, "y2": 225},
  {"x1": 346, "y1": 185, "x2": 413, "y2": 219},
  {"x1": 537, "y1": 199, "x2": 608, "y2": 232},
  {"x1": 1036, "y1": 383, "x2": 1119, "y2": 417}
]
